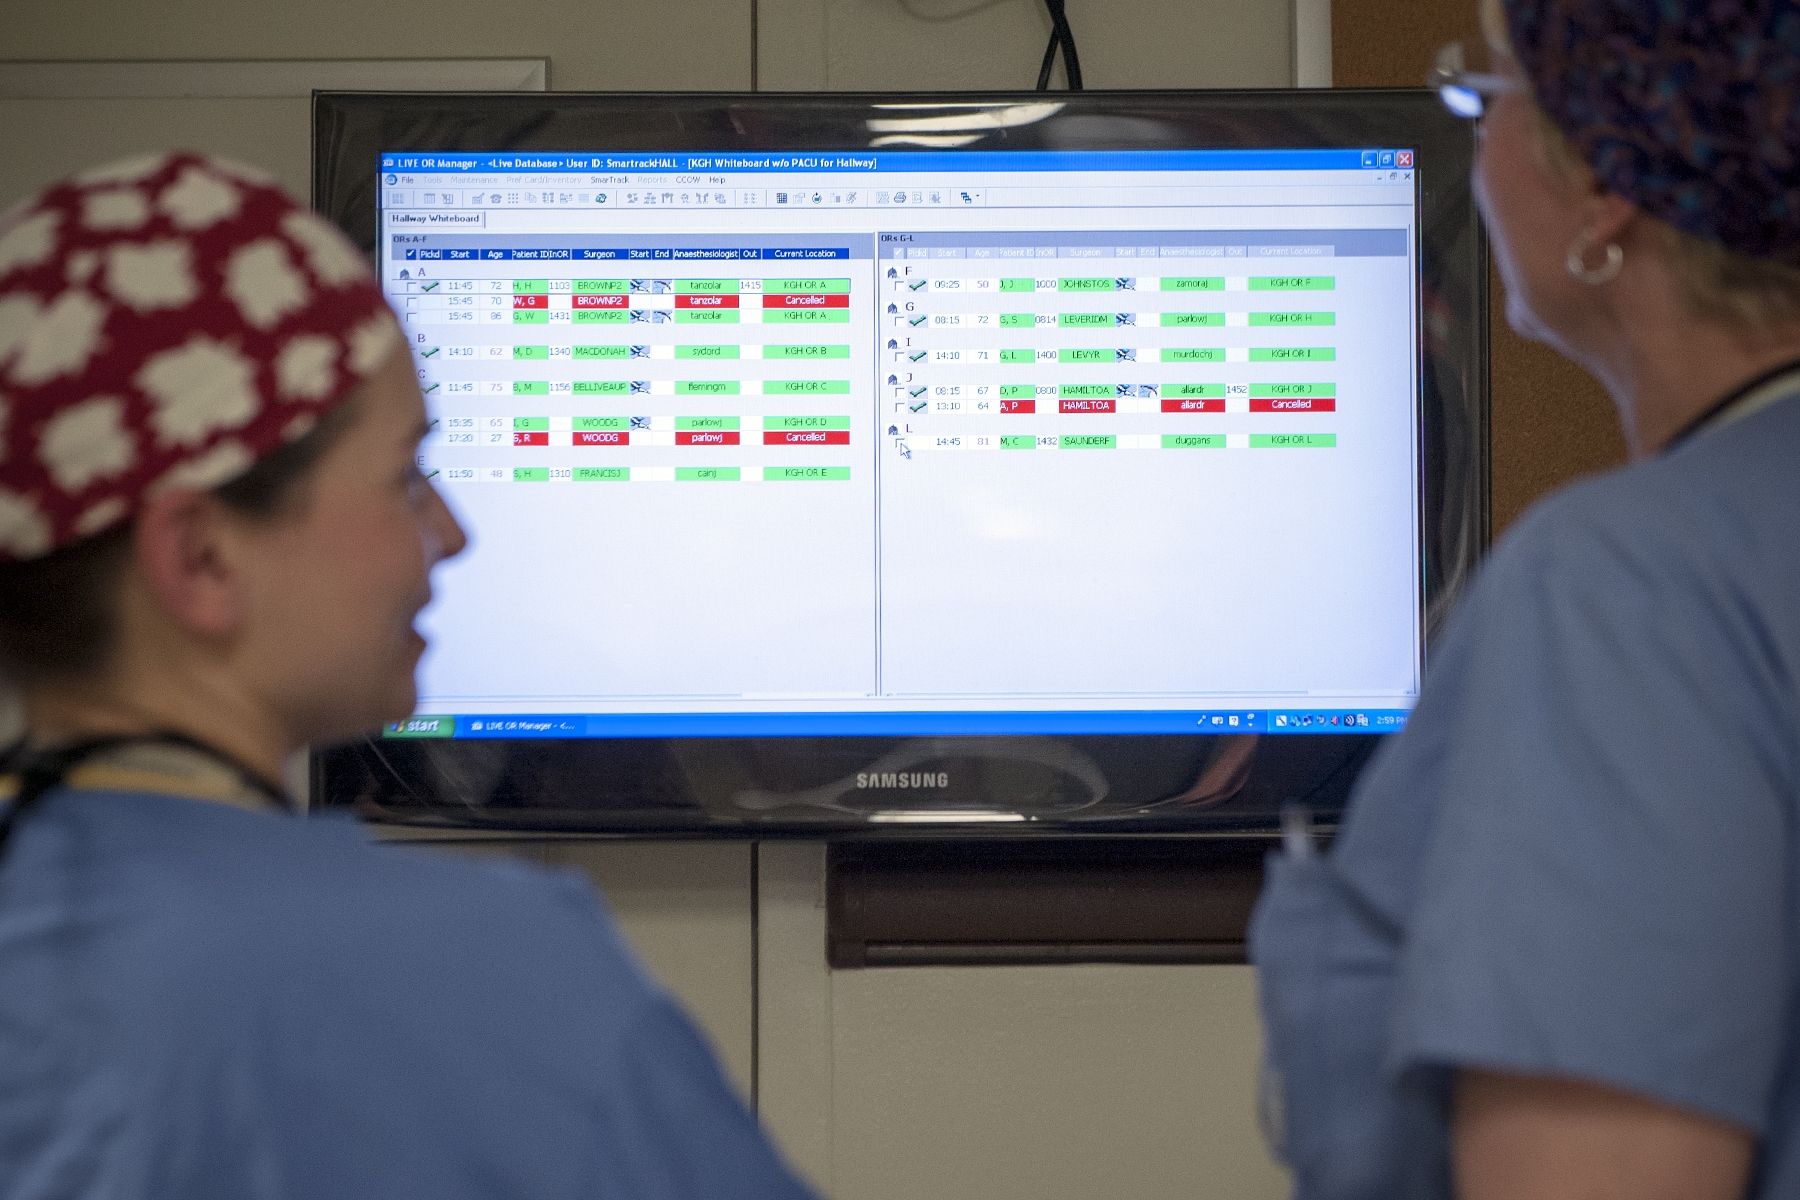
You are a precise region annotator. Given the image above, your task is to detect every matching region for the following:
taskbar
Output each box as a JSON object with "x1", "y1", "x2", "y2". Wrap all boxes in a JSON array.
[{"x1": 382, "y1": 708, "x2": 1411, "y2": 739}]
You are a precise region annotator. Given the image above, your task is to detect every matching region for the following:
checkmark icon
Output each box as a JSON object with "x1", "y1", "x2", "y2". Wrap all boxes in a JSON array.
[
  {"x1": 421, "y1": 346, "x2": 440, "y2": 358},
  {"x1": 908, "y1": 280, "x2": 926, "y2": 291},
  {"x1": 909, "y1": 400, "x2": 927, "y2": 413},
  {"x1": 909, "y1": 351, "x2": 927, "y2": 362},
  {"x1": 908, "y1": 315, "x2": 927, "y2": 327},
  {"x1": 421, "y1": 281, "x2": 439, "y2": 292},
  {"x1": 423, "y1": 469, "x2": 440, "y2": 481},
  {"x1": 909, "y1": 386, "x2": 928, "y2": 398},
  {"x1": 423, "y1": 382, "x2": 440, "y2": 394}
]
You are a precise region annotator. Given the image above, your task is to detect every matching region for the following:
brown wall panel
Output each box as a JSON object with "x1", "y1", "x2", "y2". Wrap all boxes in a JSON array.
[{"x1": 1334, "y1": 0, "x2": 1626, "y2": 532}]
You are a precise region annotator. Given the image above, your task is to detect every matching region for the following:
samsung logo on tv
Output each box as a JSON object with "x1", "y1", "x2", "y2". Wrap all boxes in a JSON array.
[{"x1": 855, "y1": 772, "x2": 950, "y2": 789}]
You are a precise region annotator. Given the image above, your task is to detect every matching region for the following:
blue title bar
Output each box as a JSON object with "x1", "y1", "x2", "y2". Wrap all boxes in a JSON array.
[
  {"x1": 380, "y1": 149, "x2": 1407, "y2": 174},
  {"x1": 400, "y1": 246, "x2": 850, "y2": 261}
]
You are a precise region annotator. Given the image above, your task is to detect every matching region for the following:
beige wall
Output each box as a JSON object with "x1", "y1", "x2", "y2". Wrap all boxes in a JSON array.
[{"x1": 1, "y1": 0, "x2": 1297, "y2": 201}]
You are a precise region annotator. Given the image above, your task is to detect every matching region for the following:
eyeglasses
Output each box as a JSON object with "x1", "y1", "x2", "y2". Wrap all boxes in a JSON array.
[{"x1": 1428, "y1": 41, "x2": 1519, "y2": 119}]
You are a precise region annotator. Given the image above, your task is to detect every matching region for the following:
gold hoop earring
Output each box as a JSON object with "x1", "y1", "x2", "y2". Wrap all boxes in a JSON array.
[{"x1": 1565, "y1": 231, "x2": 1623, "y2": 285}]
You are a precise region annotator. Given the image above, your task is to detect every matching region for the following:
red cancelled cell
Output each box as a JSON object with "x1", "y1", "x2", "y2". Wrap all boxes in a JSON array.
[
  {"x1": 676, "y1": 431, "x2": 741, "y2": 445},
  {"x1": 1250, "y1": 397, "x2": 1336, "y2": 413},
  {"x1": 572, "y1": 293, "x2": 629, "y2": 309},
  {"x1": 675, "y1": 293, "x2": 739, "y2": 308},
  {"x1": 512, "y1": 294, "x2": 549, "y2": 309},
  {"x1": 763, "y1": 430, "x2": 851, "y2": 445},
  {"x1": 1059, "y1": 398, "x2": 1117, "y2": 414},
  {"x1": 1162, "y1": 399, "x2": 1225, "y2": 413},
  {"x1": 512, "y1": 431, "x2": 549, "y2": 446},
  {"x1": 762, "y1": 293, "x2": 850, "y2": 309},
  {"x1": 574, "y1": 431, "x2": 630, "y2": 446},
  {"x1": 999, "y1": 399, "x2": 1037, "y2": 414}
]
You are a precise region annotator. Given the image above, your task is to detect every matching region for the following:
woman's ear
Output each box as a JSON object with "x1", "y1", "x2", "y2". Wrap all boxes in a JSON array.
[
  {"x1": 129, "y1": 489, "x2": 247, "y2": 640},
  {"x1": 1581, "y1": 190, "x2": 1642, "y2": 257}
]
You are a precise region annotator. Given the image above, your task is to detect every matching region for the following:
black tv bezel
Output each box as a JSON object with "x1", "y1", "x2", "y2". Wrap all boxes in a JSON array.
[{"x1": 310, "y1": 89, "x2": 1488, "y2": 838}]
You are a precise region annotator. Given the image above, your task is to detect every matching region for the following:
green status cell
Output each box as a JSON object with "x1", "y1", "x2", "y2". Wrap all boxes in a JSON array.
[
  {"x1": 999, "y1": 278, "x2": 1037, "y2": 292},
  {"x1": 512, "y1": 345, "x2": 548, "y2": 360},
  {"x1": 1162, "y1": 348, "x2": 1225, "y2": 362},
  {"x1": 677, "y1": 310, "x2": 740, "y2": 324},
  {"x1": 573, "y1": 344, "x2": 630, "y2": 360},
  {"x1": 1000, "y1": 435, "x2": 1036, "y2": 450},
  {"x1": 1059, "y1": 277, "x2": 1116, "y2": 292},
  {"x1": 511, "y1": 279, "x2": 548, "y2": 294},
  {"x1": 1249, "y1": 276, "x2": 1336, "y2": 291},
  {"x1": 1249, "y1": 311, "x2": 1336, "y2": 326},
  {"x1": 1161, "y1": 312, "x2": 1225, "y2": 327},
  {"x1": 676, "y1": 278, "x2": 735, "y2": 293},
  {"x1": 763, "y1": 466, "x2": 851, "y2": 481},
  {"x1": 574, "y1": 279, "x2": 628, "y2": 293},
  {"x1": 677, "y1": 467, "x2": 741, "y2": 482},
  {"x1": 573, "y1": 310, "x2": 629, "y2": 324},
  {"x1": 766, "y1": 343, "x2": 850, "y2": 359},
  {"x1": 677, "y1": 381, "x2": 742, "y2": 396},
  {"x1": 1250, "y1": 433, "x2": 1337, "y2": 448},
  {"x1": 1162, "y1": 434, "x2": 1226, "y2": 449},
  {"x1": 512, "y1": 311, "x2": 549, "y2": 325},
  {"x1": 765, "y1": 309, "x2": 850, "y2": 324},
  {"x1": 770, "y1": 278, "x2": 851, "y2": 293},
  {"x1": 513, "y1": 467, "x2": 550, "y2": 482},
  {"x1": 513, "y1": 416, "x2": 549, "y2": 431},
  {"x1": 1250, "y1": 347, "x2": 1336, "y2": 362},
  {"x1": 676, "y1": 344, "x2": 740, "y2": 359},
  {"x1": 1000, "y1": 313, "x2": 1036, "y2": 328},
  {"x1": 677, "y1": 416, "x2": 741, "y2": 431},
  {"x1": 1000, "y1": 385, "x2": 1037, "y2": 400},
  {"x1": 512, "y1": 381, "x2": 549, "y2": 396},
  {"x1": 1059, "y1": 384, "x2": 1113, "y2": 398},
  {"x1": 574, "y1": 416, "x2": 629, "y2": 431},
  {"x1": 1251, "y1": 383, "x2": 1333, "y2": 397},
  {"x1": 764, "y1": 414, "x2": 851, "y2": 430},
  {"x1": 572, "y1": 381, "x2": 629, "y2": 395},
  {"x1": 573, "y1": 467, "x2": 630, "y2": 482},
  {"x1": 1161, "y1": 277, "x2": 1225, "y2": 291},
  {"x1": 765, "y1": 380, "x2": 851, "y2": 395},
  {"x1": 1058, "y1": 348, "x2": 1111, "y2": 363},
  {"x1": 1165, "y1": 384, "x2": 1227, "y2": 399},
  {"x1": 999, "y1": 349, "x2": 1035, "y2": 364},
  {"x1": 1059, "y1": 435, "x2": 1117, "y2": 450},
  {"x1": 1059, "y1": 313, "x2": 1115, "y2": 328}
]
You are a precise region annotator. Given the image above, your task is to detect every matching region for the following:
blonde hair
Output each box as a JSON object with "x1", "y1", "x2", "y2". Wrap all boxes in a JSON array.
[{"x1": 1479, "y1": 0, "x2": 1800, "y2": 332}]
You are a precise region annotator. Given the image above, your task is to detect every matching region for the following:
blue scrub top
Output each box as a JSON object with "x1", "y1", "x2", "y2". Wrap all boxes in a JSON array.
[
  {"x1": 1252, "y1": 377, "x2": 1800, "y2": 1199},
  {"x1": 0, "y1": 785, "x2": 816, "y2": 1200}
]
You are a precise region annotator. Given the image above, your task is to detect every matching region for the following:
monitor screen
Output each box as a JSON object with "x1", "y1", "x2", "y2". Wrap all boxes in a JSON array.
[{"x1": 312, "y1": 92, "x2": 1486, "y2": 834}]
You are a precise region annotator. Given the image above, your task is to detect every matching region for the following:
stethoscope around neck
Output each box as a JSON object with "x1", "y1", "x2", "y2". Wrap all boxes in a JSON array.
[{"x1": 0, "y1": 731, "x2": 293, "y2": 864}]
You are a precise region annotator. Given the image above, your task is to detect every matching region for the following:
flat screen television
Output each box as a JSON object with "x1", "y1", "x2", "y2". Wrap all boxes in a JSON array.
[{"x1": 311, "y1": 90, "x2": 1487, "y2": 835}]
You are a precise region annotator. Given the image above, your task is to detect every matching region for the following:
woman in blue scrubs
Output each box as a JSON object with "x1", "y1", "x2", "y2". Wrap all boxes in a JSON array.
[
  {"x1": 1251, "y1": 3, "x2": 1800, "y2": 1198},
  {"x1": 0, "y1": 154, "x2": 815, "y2": 1199}
]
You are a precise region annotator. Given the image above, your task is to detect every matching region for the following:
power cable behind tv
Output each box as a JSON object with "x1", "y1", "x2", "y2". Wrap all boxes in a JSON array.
[{"x1": 1036, "y1": 0, "x2": 1083, "y2": 90}]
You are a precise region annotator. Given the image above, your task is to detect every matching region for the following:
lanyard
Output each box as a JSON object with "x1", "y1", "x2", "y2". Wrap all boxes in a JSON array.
[
  {"x1": 0, "y1": 732, "x2": 292, "y2": 864},
  {"x1": 1663, "y1": 358, "x2": 1800, "y2": 451}
]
